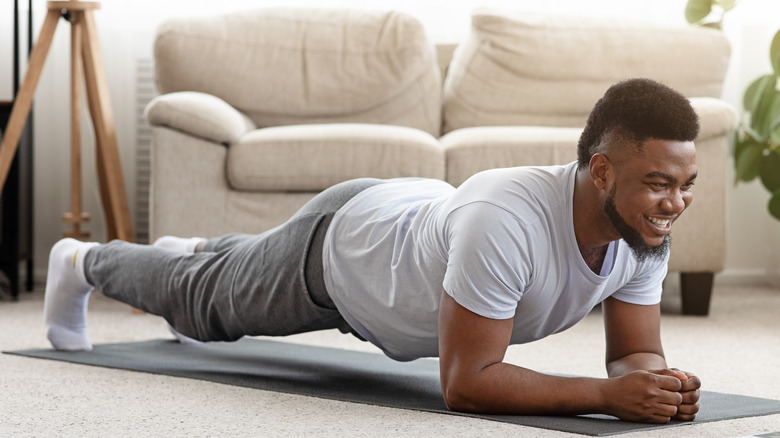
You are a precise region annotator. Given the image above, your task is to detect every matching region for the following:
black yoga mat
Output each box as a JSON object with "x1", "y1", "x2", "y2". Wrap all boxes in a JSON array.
[{"x1": 7, "y1": 338, "x2": 780, "y2": 436}]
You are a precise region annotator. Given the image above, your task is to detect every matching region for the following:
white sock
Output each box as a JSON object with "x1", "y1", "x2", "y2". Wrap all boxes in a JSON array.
[
  {"x1": 152, "y1": 236, "x2": 204, "y2": 345},
  {"x1": 152, "y1": 236, "x2": 206, "y2": 254},
  {"x1": 43, "y1": 238, "x2": 100, "y2": 351}
]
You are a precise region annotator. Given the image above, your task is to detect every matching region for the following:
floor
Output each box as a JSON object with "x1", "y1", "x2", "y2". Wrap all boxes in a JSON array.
[{"x1": 1, "y1": 281, "x2": 779, "y2": 437}]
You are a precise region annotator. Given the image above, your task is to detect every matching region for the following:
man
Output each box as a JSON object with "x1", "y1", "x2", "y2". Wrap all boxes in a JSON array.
[{"x1": 44, "y1": 78, "x2": 701, "y2": 423}]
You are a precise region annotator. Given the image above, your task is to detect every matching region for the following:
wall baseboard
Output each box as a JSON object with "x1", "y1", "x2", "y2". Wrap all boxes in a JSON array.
[{"x1": 714, "y1": 268, "x2": 780, "y2": 288}]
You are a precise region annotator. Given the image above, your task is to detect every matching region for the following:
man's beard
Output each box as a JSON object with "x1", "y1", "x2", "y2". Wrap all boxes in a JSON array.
[{"x1": 604, "y1": 187, "x2": 669, "y2": 263}]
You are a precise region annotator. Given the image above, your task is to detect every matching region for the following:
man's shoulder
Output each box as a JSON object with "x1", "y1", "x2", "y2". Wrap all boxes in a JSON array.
[
  {"x1": 446, "y1": 163, "x2": 575, "y2": 221},
  {"x1": 464, "y1": 163, "x2": 572, "y2": 185}
]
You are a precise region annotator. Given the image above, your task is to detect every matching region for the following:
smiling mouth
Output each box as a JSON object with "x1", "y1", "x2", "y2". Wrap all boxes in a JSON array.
[{"x1": 646, "y1": 215, "x2": 672, "y2": 232}]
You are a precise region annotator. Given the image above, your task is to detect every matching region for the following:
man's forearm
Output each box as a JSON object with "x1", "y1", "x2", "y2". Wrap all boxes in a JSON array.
[
  {"x1": 443, "y1": 361, "x2": 609, "y2": 416},
  {"x1": 444, "y1": 360, "x2": 686, "y2": 423},
  {"x1": 607, "y1": 352, "x2": 668, "y2": 377}
]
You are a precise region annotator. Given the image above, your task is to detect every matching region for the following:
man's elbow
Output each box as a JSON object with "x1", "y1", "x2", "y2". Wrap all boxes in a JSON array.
[{"x1": 441, "y1": 379, "x2": 484, "y2": 413}]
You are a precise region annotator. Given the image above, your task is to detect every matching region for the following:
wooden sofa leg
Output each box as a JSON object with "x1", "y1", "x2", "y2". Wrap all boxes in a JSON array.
[{"x1": 680, "y1": 272, "x2": 714, "y2": 316}]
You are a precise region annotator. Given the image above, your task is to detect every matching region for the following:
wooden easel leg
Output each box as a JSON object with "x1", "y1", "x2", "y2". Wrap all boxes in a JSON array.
[
  {"x1": 79, "y1": 10, "x2": 133, "y2": 242},
  {"x1": 76, "y1": 17, "x2": 116, "y2": 241},
  {"x1": 63, "y1": 11, "x2": 90, "y2": 240},
  {"x1": 0, "y1": 9, "x2": 61, "y2": 189},
  {"x1": 93, "y1": 128, "x2": 118, "y2": 240}
]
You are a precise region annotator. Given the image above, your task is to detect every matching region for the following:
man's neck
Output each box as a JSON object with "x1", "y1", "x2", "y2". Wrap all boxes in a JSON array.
[{"x1": 579, "y1": 243, "x2": 609, "y2": 275}]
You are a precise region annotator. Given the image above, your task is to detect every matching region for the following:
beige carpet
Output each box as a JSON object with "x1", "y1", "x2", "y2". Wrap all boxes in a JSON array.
[{"x1": 1, "y1": 281, "x2": 779, "y2": 437}]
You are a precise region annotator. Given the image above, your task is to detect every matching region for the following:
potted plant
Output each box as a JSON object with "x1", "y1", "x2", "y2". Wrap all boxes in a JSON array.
[
  {"x1": 686, "y1": 0, "x2": 780, "y2": 220},
  {"x1": 733, "y1": 30, "x2": 780, "y2": 219}
]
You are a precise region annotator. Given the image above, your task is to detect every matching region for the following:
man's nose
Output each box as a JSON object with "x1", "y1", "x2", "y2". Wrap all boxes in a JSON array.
[{"x1": 662, "y1": 190, "x2": 689, "y2": 214}]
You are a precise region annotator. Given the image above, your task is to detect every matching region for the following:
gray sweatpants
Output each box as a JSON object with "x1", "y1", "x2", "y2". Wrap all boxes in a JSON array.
[{"x1": 84, "y1": 178, "x2": 385, "y2": 342}]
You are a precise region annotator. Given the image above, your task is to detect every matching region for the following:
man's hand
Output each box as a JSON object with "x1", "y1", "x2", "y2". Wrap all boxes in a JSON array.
[
  {"x1": 602, "y1": 370, "x2": 683, "y2": 423},
  {"x1": 601, "y1": 368, "x2": 700, "y2": 423},
  {"x1": 663, "y1": 369, "x2": 701, "y2": 421}
]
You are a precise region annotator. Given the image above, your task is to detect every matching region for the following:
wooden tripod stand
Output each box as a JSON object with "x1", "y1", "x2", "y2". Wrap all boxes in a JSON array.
[{"x1": 0, "y1": 1, "x2": 133, "y2": 241}]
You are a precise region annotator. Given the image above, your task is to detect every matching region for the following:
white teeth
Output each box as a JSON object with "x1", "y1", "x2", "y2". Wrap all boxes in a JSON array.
[{"x1": 648, "y1": 217, "x2": 670, "y2": 227}]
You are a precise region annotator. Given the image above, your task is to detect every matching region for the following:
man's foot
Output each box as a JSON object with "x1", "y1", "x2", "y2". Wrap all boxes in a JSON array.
[
  {"x1": 153, "y1": 236, "x2": 205, "y2": 345},
  {"x1": 43, "y1": 238, "x2": 100, "y2": 351}
]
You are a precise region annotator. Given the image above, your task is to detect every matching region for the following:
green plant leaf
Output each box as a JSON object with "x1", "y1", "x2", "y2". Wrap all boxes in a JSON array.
[
  {"x1": 735, "y1": 136, "x2": 765, "y2": 182},
  {"x1": 768, "y1": 188, "x2": 780, "y2": 221},
  {"x1": 771, "y1": 29, "x2": 780, "y2": 75},
  {"x1": 760, "y1": 149, "x2": 780, "y2": 192},
  {"x1": 772, "y1": 124, "x2": 780, "y2": 145},
  {"x1": 747, "y1": 77, "x2": 780, "y2": 140},
  {"x1": 743, "y1": 74, "x2": 775, "y2": 114},
  {"x1": 739, "y1": 122, "x2": 762, "y2": 142},
  {"x1": 755, "y1": 91, "x2": 780, "y2": 140},
  {"x1": 686, "y1": 0, "x2": 713, "y2": 24}
]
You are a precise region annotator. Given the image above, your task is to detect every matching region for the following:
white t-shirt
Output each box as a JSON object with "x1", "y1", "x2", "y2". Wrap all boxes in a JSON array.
[{"x1": 322, "y1": 162, "x2": 667, "y2": 361}]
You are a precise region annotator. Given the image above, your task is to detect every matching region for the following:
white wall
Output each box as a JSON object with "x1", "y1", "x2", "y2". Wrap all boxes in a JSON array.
[{"x1": 1, "y1": 0, "x2": 779, "y2": 284}]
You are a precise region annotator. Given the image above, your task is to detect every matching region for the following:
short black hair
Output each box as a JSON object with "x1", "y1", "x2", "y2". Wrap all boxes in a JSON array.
[{"x1": 576, "y1": 78, "x2": 700, "y2": 169}]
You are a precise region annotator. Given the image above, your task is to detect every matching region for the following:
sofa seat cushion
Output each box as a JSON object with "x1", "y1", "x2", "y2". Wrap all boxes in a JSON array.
[
  {"x1": 228, "y1": 124, "x2": 444, "y2": 191},
  {"x1": 443, "y1": 9, "x2": 731, "y2": 134},
  {"x1": 441, "y1": 127, "x2": 582, "y2": 187}
]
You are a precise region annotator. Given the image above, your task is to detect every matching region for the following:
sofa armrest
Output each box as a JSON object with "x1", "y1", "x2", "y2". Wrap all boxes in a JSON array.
[
  {"x1": 144, "y1": 91, "x2": 257, "y2": 144},
  {"x1": 689, "y1": 97, "x2": 739, "y2": 142}
]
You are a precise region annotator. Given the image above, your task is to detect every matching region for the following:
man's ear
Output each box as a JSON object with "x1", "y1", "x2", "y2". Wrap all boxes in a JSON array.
[{"x1": 589, "y1": 153, "x2": 611, "y2": 191}]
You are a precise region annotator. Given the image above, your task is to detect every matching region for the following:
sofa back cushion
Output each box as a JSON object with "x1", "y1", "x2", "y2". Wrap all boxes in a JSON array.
[
  {"x1": 154, "y1": 8, "x2": 441, "y2": 136},
  {"x1": 442, "y1": 10, "x2": 731, "y2": 134}
]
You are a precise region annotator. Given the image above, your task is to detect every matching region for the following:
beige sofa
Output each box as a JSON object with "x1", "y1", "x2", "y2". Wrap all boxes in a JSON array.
[{"x1": 145, "y1": 8, "x2": 737, "y2": 315}]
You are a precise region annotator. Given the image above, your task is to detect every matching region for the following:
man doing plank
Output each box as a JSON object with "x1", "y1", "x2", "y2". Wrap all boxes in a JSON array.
[{"x1": 44, "y1": 78, "x2": 700, "y2": 423}]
